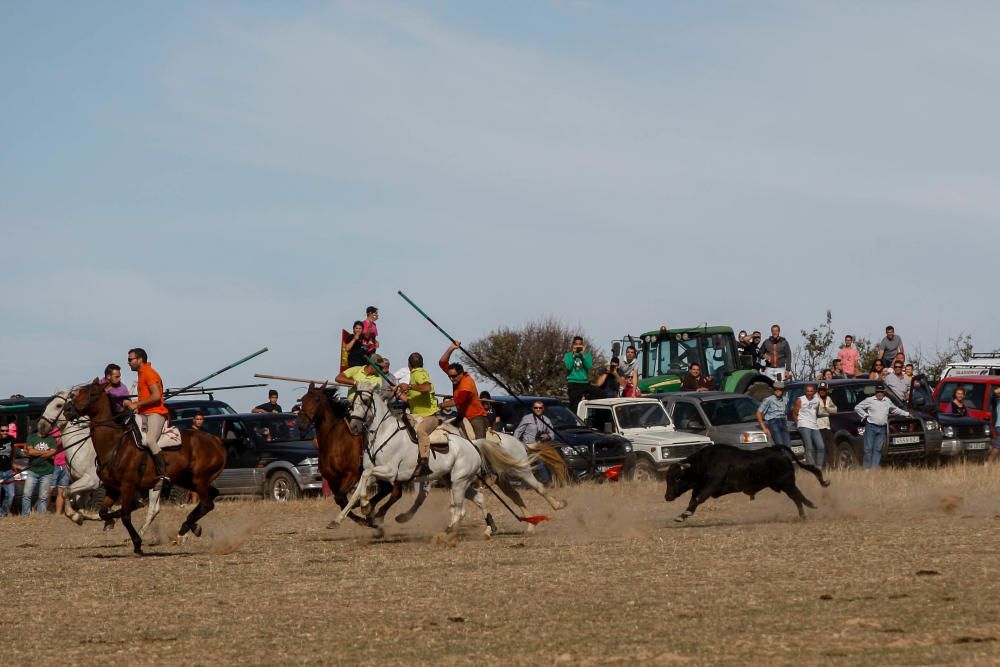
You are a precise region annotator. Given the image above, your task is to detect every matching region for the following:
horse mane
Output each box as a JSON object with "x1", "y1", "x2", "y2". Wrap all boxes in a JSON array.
[{"x1": 311, "y1": 387, "x2": 348, "y2": 419}]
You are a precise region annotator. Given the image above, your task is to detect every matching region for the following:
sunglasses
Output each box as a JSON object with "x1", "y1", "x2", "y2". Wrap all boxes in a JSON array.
[{"x1": 447, "y1": 374, "x2": 459, "y2": 380}]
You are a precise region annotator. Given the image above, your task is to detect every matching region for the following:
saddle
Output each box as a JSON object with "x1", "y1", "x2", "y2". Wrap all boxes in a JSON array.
[{"x1": 130, "y1": 415, "x2": 183, "y2": 451}]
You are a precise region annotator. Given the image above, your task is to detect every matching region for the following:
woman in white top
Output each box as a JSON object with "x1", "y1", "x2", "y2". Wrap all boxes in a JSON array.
[{"x1": 792, "y1": 384, "x2": 825, "y2": 467}]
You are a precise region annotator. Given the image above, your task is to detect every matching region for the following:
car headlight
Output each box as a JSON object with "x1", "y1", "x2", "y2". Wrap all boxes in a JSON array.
[
  {"x1": 741, "y1": 431, "x2": 768, "y2": 444},
  {"x1": 924, "y1": 420, "x2": 938, "y2": 431},
  {"x1": 299, "y1": 457, "x2": 319, "y2": 466},
  {"x1": 943, "y1": 426, "x2": 955, "y2": 438},
  {"x1": 986, "y1": 424, "x2": 992, "y2": 436},
  {"x1": 560, "y1": 446, "x2": 578, "y2": 456},
  {"x1": 623, "y1": 442, "x2": 633, "y2": 453},
  {"x1": 660, "y1": 446, "x2": 670, "y2": 458}
]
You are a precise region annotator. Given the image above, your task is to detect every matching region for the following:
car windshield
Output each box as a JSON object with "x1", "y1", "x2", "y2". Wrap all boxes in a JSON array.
[
  {"x1": 540, "y1": 404, "x2": 582, "y2": 430},
  {"x1": 615, "y1": 403, "x2": 671, "y2": 429},
  {"x1": 252, "y1": 417, "x2": 308, "y2": 443},
  {"x1": 701, "y1": 397, "x2": 759, "y2": 425}
]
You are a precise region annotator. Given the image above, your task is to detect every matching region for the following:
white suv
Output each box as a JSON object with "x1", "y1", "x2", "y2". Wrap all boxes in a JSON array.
[{"x1": 576, "y1": 398, "x2": 713, "y2": 480}]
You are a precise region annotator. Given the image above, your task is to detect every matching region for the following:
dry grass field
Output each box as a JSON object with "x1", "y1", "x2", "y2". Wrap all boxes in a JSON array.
[{"x1": 4, "y1": 465, "x2": 1000, "y2": 666}]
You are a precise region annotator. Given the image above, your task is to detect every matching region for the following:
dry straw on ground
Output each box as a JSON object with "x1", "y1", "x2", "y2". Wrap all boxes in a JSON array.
[{"x1": 3, "y1": 464, "x2": 1000, "y2": 665}]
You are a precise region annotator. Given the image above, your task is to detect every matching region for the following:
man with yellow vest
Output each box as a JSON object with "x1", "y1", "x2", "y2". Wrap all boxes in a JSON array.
[{"x1": 396, "y1": 352, "x2": 439, "y2": 477}]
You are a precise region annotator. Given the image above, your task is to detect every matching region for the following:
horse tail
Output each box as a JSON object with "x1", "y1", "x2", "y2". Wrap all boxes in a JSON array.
[
  {"x1": 478, "y1": 437, "x2": 534, "y2": 476},
  {"x1": 528, "y1": 443, "x2": 570, "y2": 487}
]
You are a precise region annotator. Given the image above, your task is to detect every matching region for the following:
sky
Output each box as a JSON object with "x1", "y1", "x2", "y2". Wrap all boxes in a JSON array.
[{"x1": 2, "y1": 1, "x2": 999, "y2": 411}]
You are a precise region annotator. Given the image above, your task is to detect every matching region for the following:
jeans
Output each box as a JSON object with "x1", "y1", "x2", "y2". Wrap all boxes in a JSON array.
[
  {"x1": 21, "y1": 469, "x2": 54, "y2": 515},
  {"x1": 766, "y1": 418, "x2": 791, "y2": 447},
  {"x1": 863, "y1": 424, "x2": 887, "y2": 470},
  {"x1": 799, "y1": 427, "x2": 825, "y2": 468},
  {"x1": 52, "y1": 464, "x2": 70, "y2": 488},
  {"x1": 0, "y1": 470, "x2": 15, "y2": 516}
]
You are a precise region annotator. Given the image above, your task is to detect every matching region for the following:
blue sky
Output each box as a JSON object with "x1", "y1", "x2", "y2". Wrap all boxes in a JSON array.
[{"x1": 3, "y1": 1, "x2": 998, "y2": 410}]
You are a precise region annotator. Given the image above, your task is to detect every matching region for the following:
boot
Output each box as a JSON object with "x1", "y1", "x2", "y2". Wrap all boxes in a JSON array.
[
  {"x1": 415, "y1": 456, "x2": 432, "y2": 478},
  {"x1": 153, "y1": 452, "x2": 171, "y2": 494}
]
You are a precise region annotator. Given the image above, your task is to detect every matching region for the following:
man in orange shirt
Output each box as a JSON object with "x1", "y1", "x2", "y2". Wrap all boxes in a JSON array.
[
  {"x1": 439, "y1": 342, "x2": 490, "y2": 439},
  {"x1": 123, "y1": 347, "x2": 171, "y2": 491}
]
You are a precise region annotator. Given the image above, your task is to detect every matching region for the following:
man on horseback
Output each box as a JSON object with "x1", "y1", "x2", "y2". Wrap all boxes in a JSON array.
[
  {"x1": 104, "y1": 363, "x2": 130, "y2": 414},
  {"x1": 335, "y1": 354, "x2": 385, "y2": 400},
  {"x1": 396, "y1": 352, "x2": 439, "y2": 477},
  {"x1": 123, "y1": 348, "x2": 170, "y2": 491},
  {"x1": 439, "y1": 342, "x2": 489, "y2": 439}
]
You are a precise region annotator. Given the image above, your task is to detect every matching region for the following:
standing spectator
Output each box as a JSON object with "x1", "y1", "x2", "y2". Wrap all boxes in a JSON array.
[
  {"x1": 50, "y1": 427, "x2": 70, "y2": 517},
  {"x1": 104, "y1": 363, "x2": 131, "y2": 414},
  {"x1": 815, "y1": 382, "x2": 838, "y2": 463},
  {"x1": 884, "y1": 360, "x2": 910, "y2": 402},
  {"x1": 749, "y1": 331, "x2": 762, "y2": 368},
  {"x1": 594, "y1": 358, "x2": 621, "y2": 398},
  {"x1": 904, "y1": 364, "x2": 915, "y2": 381},
  {"x1": 564, "y1": 336, "x2": 594, "y2": 411},
  {"x1": 681, "y1": 362, "x2": 713, "y2": 392},
  {"x1": 758, "y1": 324, "x2": 792, "y2": 382},
  {"x1": 868, "y1": 358, "x2": 886, "y2": 381},
  {"x1": 793, "y1": 384, "x2": 824, "y2": 467},
  {"x1": 619, "y1": 345, "x2": 640, "y2": 397},
  {"x1": 479, "y1": 391, "x2": 500, "y2": 428},
  {"x1": 21, "y1": 424, "x2": 57, "y2": 515},
  {"x1": 755, "y1": 381, "x2": 791, "y2": 449},
  {"x1": 876, "y1": 326, "x2": 905, "y2": 366},
  {"x1": 989, "y1": 386, "x2": 1000, "y2": 464},
  {"x1": 830, "y1": 359, "x2": 848, "y2": 379},
  {"x1": 837, "y1": 335, "x2": 860, "y2": 378},
  {"x1": 361, "y1": 306, "x2": 380, "y2": 355},
  {"x1": 821, "y1": 369, "x2": 834, "y2": 381},
  {"x1": 0, "y1": 423, "x2": 16, "y2": 517},
  {"x1": 252, "y1": 390, "x2": 283, "y2": 414},
  {"x1": 855, "y1": 384, "x2": 910, "y2": 470},
  {"x1": 514, "y1": 402, "x2": 556, "y2": 486},
  {"x1": 439, "y1": 342, "x2": 490, "y2": 438},
  {"x1": 344, "y1": 320, "x2": 368, "y2": 368}
]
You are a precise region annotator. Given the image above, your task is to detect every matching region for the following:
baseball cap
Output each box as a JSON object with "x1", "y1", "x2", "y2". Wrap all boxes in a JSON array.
[
  {"x1": 818, "y1": 382, "x2": 829, "y2": 390},
  {"x1": 773, "y1": 381, "x2": 785, "y2": 389}
]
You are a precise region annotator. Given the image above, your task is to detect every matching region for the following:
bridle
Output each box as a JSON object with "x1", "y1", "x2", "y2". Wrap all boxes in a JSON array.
[{"x1": 348, "y1": 388, "x2": 404, "y2": 463}]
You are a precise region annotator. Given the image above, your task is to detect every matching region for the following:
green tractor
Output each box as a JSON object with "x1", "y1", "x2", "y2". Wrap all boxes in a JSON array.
[{"x1": 614, "y1": 325, "x2": 773, "y2": 401}]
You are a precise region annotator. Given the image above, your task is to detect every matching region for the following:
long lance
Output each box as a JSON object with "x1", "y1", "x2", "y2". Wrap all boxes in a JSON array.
[
  {"x1": 397, "y1": 291, "x2": 606, "y2": 480},
  {"x1": 164, "y1": 348, "x2": 268, "y2": 400},
  {"x1": 255, "y1": 371, "x2": 453, "y2": 398}
]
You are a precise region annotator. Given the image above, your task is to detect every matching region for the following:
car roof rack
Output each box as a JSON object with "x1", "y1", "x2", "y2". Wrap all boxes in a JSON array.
[
  {"x1": 969, "y1": 353, "x2": 1000, "y2": 360},
  {"x1": 165, "y1": 383, "x2": 266, "y2": 401}
]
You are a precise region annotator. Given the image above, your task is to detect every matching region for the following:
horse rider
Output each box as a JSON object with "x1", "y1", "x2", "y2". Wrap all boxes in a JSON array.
[
  {"x1": 335, "y1": 354, "x2": 385, "y2": 400},
  {"x1": 104, "y1": 363, "x2": 131, "y2": 414},
  {"x1": 396, "y1": 352, "x2": 439, "y2": 477},
  {"x1": 439, "y1": 342, "x2": 489, "y2": 439},
  {"x1": 122, "y1": 348, "x2": 170, "y2": 491}
]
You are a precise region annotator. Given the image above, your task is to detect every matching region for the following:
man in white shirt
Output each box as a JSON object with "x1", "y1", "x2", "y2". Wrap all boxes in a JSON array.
[{"x1": 854, "y1": 384, "x2": 910, "y2": 470}]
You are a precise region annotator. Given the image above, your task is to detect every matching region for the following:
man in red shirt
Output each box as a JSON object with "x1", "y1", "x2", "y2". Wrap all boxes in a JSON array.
[
  {"x1": 123, "y1": 347, "x2": 171, "y2": 491},
  {"x1": 439, "y1": 342, "x2": 489, "y2": 439},
  {"x1": 837, "y1": 335, "x2": 861, "y2": 378}
]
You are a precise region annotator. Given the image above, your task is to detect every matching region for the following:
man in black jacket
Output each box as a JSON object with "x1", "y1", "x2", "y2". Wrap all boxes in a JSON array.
[{"x1": 758, "y1": 324, "x2": 792, "y2": 382}]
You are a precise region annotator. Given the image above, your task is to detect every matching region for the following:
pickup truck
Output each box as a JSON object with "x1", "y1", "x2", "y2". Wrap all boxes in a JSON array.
[{"x1": 576, "y1": 398, "x2": 713, "y2": 480}]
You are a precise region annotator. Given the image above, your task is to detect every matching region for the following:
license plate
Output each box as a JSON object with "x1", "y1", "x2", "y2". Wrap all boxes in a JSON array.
[
  {"x1": 792, "y1": 446, "x2": 805, "y2": 455},
  {"x1": 967, "y1": 441, "x2": 987, "y2": 450},
  {"x1": 892, "y1": 436, "x2": 920, "y2": 445}
]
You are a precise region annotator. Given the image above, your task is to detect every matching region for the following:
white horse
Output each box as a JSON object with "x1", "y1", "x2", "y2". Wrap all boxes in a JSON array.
[
  {"x1": 332, "y1": 382, "x2": 542, "y2": 536},
  {"x1": 38, "y1": 390, "x2": 163, "y2": 537}
]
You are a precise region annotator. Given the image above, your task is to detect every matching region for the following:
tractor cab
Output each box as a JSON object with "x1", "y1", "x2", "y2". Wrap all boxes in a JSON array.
[{"x1": 614, "y1": 326, "x2": 771, "y2": 400}]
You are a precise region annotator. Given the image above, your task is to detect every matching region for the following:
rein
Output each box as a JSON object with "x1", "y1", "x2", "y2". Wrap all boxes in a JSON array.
[{"x1": 350, "y1": 390, "x2": 406, "y2": 465}]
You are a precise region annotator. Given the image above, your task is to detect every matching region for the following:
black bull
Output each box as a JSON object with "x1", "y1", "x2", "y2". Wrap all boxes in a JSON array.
[{"x1": 665, "y1": 445, "x2": 831, "y2": 522}]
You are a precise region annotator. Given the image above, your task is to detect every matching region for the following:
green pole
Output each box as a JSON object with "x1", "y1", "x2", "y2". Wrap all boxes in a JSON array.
[{"x1": 164, "y1": 347, "x2": 269, "y2": 400}]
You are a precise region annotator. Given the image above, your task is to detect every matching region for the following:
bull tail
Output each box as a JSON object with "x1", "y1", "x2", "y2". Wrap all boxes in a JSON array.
[
  {"x1": 527, "y1": 443, "x2": 570, "y2": 487},
  {"x1": 783, "y1": 446, "x2": 831, "y2": 487}
]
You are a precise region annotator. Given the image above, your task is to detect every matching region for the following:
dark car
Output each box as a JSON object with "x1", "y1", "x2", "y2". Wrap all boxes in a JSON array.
[
  {"x1": 783, "y1": 379, "x2": 942, "y2": 468},
  {"x1": 909, "y1": 376, "x2": 992, "y2": 462},
  {"x1": 489, "y1": 396, "x2": 632, "y2": 481},
  {"x1": 174, "y1": 413, "x2": 322, "y2": 501}
]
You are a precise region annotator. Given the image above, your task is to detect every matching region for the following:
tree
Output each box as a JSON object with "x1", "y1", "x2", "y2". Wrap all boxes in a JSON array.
[
  {"x1": 461, "y1": 317, "x2": 607, "y2": 397},
  {"x1": 917, "y1": 333, "x2": 974, "y2": 380},
  {"x1": 794, "y1": 310, "x2": 836, "y2": 380}
]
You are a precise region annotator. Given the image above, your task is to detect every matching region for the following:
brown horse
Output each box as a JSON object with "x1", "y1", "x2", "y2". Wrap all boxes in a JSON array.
[
  {"x1": 65, "y1": 380, "x2": 226, "y2": 555},
  {"x1": 295, "y1": 383, "x2": 412, "y2": 534}
]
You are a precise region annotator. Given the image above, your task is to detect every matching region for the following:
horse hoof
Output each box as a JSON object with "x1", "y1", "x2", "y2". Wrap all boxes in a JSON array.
[
  {"x1": 191, "y1": 523, "x2": 202, "y2": 538},
  {"x1": 674, "y1": 513, "x2": 690, "y2": 523},
  {"x1": 326, "y1": 520, "x2": 341, "y2": 530},
  {"x1": 372, "y1": 526, "x2": 385, "y2": 539},
  {"x1": 394, "y1": 513, "x2": 414, "y2": 524},
  {"x1": 822, "y1": 481, "x2": 832, "y2": 487},
  {"x1": 525, "y1": 522, "x2": 536, "y2": 534},
  {"x1": 482, "y1": 526, "x2": 494, "y2": 538},
  {"x1": 555, "y1": 499, "x2": 568, "y2": 510},
  {"x1": 72, "y1": 514, "x2": 84, "y2": 526}
]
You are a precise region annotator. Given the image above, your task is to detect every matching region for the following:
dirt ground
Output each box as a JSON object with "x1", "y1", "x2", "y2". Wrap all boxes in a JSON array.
[{"x1": 4, "y1": 464, "x2": 1000, "y2": 666}]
